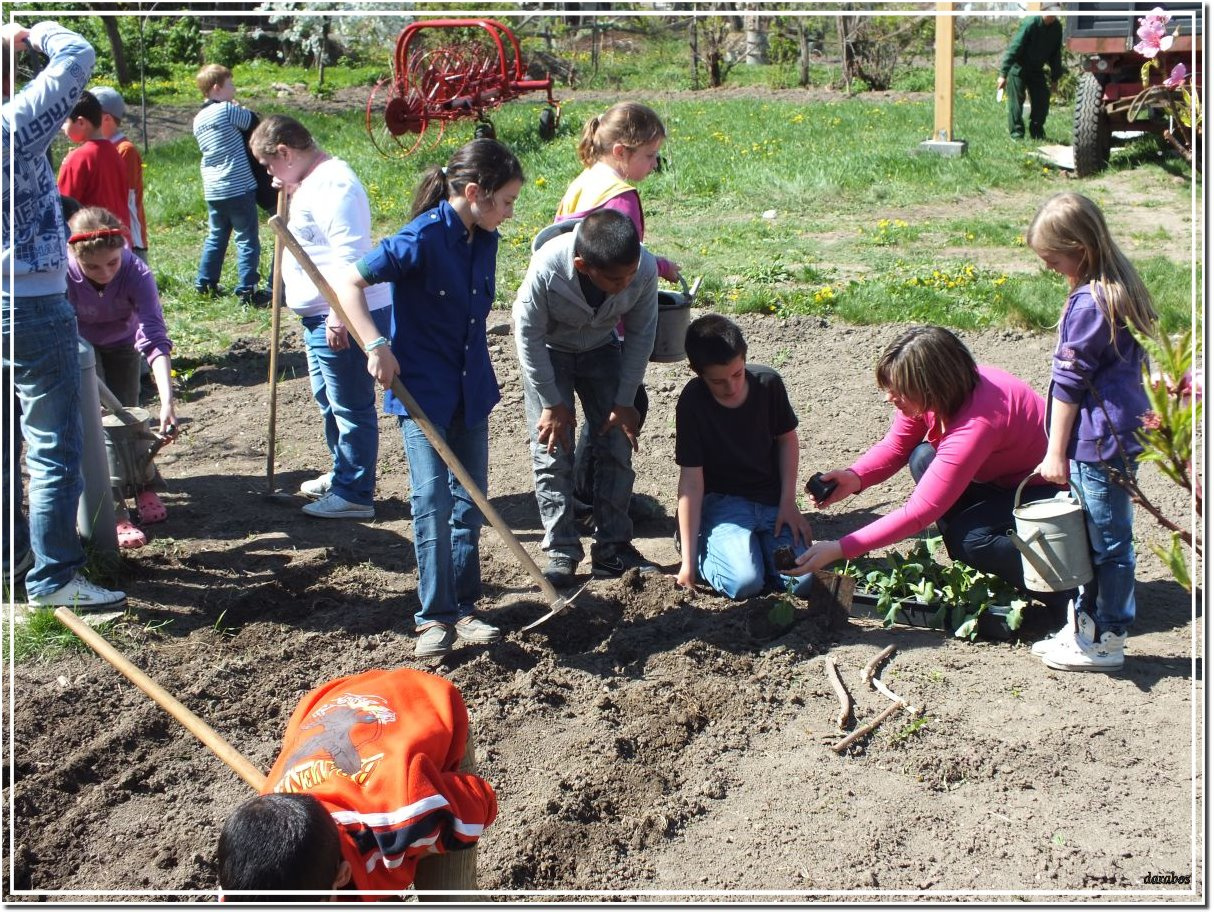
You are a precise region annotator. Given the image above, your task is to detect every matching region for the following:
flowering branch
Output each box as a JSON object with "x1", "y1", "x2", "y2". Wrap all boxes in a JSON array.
[{"x1": 1132, "y1": 8, "x2": 1203, "y2": 168}]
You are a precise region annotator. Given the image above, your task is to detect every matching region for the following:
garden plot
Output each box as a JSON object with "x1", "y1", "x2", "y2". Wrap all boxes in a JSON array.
[{"x1": 6, "y1": 315, "x2": 1199, "y2": 902}]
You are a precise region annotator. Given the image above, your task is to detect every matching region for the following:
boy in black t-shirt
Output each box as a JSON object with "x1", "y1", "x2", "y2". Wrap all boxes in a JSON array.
[{"x1": 674, "y1": 315, "x2": 815, "y2": 599}]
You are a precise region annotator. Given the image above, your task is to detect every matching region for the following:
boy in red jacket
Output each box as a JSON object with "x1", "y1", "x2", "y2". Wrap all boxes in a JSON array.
[
  {"x1": 218, "y1": 668, "x2": 497, "y2": 902},
  {"x1": 56, "y1": 89, "x2": 129, "y2": 233}
]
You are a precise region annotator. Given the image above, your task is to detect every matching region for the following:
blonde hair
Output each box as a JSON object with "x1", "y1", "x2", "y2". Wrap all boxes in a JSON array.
[
  {"x1": 196, "y1": 64, "x2": 232, "y2": 97},
  {"x1": 576, "y1": 102, "x2": 665, "y2": 169},
  {"x1": 876, "y1": 326, "x2": 978, "y2": 420},
  {"x1": 67, "y1": 207, "x2": 127, "y2": 258},
  {"x1": 1026, "y1": 192, "x2": 1158, "y2": 341}
]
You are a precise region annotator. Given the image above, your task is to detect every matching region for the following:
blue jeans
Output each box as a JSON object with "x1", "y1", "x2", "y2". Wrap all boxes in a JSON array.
[
  {"x1": 1072, "y1": 457, "x2": 1137, "y2": 636},
  {"x1": 697, "y1": 492, "x2": 815, "y2": 599},
  {"x1": 400, "y1": 410, "x2": 488, "y2": 629},
  {"x1": 302, "y1": 308, "x2": 389, "y2": 507},
  {"x1": 2, "y1": 293, "x2": 86, "y2": 596},
  {"x1": 522, "y1": 342, "x2": 635, "y2": 561},
  {"x1": 909, "y1": 443, "x2": 1074, "y2": 611},
  {"x1": 196, "y1": 191, "x2": 261, "y2": 295}
]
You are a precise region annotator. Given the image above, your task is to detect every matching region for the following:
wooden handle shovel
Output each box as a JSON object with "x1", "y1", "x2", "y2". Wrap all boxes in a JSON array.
[
  {"x1": 267, "y1": 216, "x2": 585, "y2": 630},
  {"x1": 265, "y1": 189, "x2": 289, "y2": 494}
]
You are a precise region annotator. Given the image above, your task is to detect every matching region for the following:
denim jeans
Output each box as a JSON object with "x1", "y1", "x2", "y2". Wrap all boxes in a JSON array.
[
  {"x1": 2, "y1": 293, "x2": 86, "y2": 596},
  {"x1": 94, "y1": 343, "x2": 142, "y2": 407},
  {"x1": 909, "y1": 443, "x2": 1074, "y2": 611},
  {"x1": 1072, "y1": 456, "x2": 1137, "y2": 636},
  {"x1": 697, "y1": 492, "x2": 815, "y2": 600},
  {"x1": 302, "y1": 308, "x2": 389, "y2": 507},
  {"x1": 522, "y1": 341, "x2": 635, "y2": 561},
  {"x1": 400, "y1": 410, "x2": 488, "y2": 629},
  {"x1": 196, "y1": 191, "x2": 261, "y2": 295},
  {"x1": 573, "y1": 383, "x2": 648, "y2": 503}
]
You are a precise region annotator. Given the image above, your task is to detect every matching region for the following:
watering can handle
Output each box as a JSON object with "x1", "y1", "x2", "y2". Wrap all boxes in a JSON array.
[{"x1": 1013, "y1": 474, "x2": 1088, "y2": 513}]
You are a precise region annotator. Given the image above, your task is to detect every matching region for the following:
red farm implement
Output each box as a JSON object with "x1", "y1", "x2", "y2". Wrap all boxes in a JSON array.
[{"x1": 366, "y1": 18, "x2": 561, "y2": 158}]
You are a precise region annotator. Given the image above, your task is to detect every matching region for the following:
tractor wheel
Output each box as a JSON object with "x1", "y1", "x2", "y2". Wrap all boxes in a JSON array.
[
  {"x1": 1073, "y1": 72, "x2": 1111, "y2": 177},
  {"x1": 474, "y1": 120, "x2": 496, "y2": 140},
  {"x1": 538, "y1": 106, "x2": 558, "y2": 141}
]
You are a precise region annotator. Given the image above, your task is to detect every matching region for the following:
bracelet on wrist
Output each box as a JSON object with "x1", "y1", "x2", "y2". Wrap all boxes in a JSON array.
[{"x1": 364, "y1": 336, "x2": 390, "y2": 353}]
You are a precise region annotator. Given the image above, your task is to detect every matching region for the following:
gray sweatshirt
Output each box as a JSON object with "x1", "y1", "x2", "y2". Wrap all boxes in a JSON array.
[
  {"x1": 2, "y1": 22, "x2": 95, "y2": 297},
  {"x1": 512, "y1": 223, "x2": 658, "y2": 409}
]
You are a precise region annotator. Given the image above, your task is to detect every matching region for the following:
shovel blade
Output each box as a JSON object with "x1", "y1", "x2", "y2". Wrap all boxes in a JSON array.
[{"x1": 520, "y1": 581, "x2": 590, "y2": 632}]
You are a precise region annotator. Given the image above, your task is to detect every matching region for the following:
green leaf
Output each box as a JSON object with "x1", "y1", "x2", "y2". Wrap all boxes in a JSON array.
[
  {"x1": 955, "y1": 617, "x2": 979, "y2": 640},
  {"x1": 1006, "y1": 603, "x2": 1024, "y2": 630},
  {"x1": 769, "y1": 599, "x2": 795, "y2": 627}
]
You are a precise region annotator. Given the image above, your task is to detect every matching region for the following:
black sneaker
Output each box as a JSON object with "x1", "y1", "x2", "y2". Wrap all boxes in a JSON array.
[
  {"x1": 239, "y1": 289, "x2": 273, "y2": 308},
  {"x1": 543, "y1": 554, "x2": 577, "y2": 589},
  {"x1": 592, "y1": 543, "x2": 658, "y2": 578}
]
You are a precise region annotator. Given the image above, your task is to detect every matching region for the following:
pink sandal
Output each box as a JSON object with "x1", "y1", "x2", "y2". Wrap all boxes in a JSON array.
[
  {"x1": 116, "y1": 520, "x2": 147, "y2": 549},
  {"x1": 136, "y1": 489, "x2": 168, "y2": 525}
]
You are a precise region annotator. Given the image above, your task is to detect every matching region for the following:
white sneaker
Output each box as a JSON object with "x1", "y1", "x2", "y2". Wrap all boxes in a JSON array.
[
  {"x1": 28, "y1": 573, "x2": 126, "y2": 609},
  {"x1": 1031, "y1": 600, "x2": 1077, "y2": 656},
  {"x1": 302, "y1": 492, "x2": 374, "y2": 520},
  {"x1": 1041, "y1": 618, "x2": 1126, "y2": 672},
  {"x1": 299, "y1": 473, "x2": 333, "y2": 499}
]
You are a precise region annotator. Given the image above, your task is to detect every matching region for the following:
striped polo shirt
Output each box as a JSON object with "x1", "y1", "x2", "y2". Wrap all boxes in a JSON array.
[{"x1": 192, "y1": 99, "x2": 257, "y2": 201}]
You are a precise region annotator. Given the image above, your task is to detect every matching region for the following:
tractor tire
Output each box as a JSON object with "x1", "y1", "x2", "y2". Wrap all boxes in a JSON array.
[
  {"x1": 538, "y1": 106, "x2": 557, "y2": 141},
  {"x1": 1073, "y1": 72, "x2": 1111, "y2": 177}
]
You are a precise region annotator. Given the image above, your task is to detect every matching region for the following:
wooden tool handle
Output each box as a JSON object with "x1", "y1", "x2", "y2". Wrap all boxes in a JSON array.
[
  {"x1": 267, "y1": 215, "x2": 560, "y2": 604},
  {"x1": 266, "y1": 189, "x2": 289, "y2": 491},
  {"x1": 54, "y1": 608, "x2": 267, "y2": 791}
]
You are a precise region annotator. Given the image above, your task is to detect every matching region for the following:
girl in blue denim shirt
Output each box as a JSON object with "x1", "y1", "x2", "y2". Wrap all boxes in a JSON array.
[
  {"x1": 1026, "y1": 192, "x2": 1158, "y2": 672},
  {"x1": 334, "y1": 138, "x2": 524, "y2": 660}
]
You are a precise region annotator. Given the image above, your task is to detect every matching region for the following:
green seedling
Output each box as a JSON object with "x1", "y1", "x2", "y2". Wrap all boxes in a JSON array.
[{"x1": 890, "y1": 713, "x2": 930, "y2": 746}]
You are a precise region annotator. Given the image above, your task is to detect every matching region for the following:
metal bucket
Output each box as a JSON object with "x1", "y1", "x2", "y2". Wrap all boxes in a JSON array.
[
  {"x1": 1009, "y1": 477, "x2": 1094, "y2": 592},
  {"x1": 102, "y1": 408, "x2": 162, "y2": 500},
  {"x1": 650, "y1": 274, "x2": 701, "y2": 363}
]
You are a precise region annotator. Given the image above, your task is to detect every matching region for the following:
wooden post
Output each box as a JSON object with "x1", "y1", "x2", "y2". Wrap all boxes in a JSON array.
[
  {"x1": 920, "y1": 0, "x2": 967, "y2": 156},
  {"x1": 932, "y1": 0, "x2": 955, "y2": 142}
]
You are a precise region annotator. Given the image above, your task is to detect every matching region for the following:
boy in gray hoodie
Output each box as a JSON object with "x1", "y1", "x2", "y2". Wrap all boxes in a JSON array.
[{"x1": 513, "y1": 209, "x2": 660, "y2": 586}]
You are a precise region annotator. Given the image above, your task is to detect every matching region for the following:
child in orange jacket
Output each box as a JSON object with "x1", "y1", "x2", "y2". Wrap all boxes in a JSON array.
[{"x1": 218, "y1": 668, "x2": 496, "y2": 902}]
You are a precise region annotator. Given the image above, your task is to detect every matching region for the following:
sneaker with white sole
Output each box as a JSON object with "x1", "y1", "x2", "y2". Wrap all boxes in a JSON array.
[
  {"x1": 299, "y1": 473, "x2": 333, "y2": 499},
  {"x1": 415, "y1": 623, "x2": 456, "y2": 658},
  {"x1": 302, "y1": 492, "x2": 374, "y2": 519},
  {"x1": 1041, "y1": 611, "x2": 1126, "y2": 672},
  {"x1": 456, "y1": 614, "x2": 502, "y2": 644},
  {"x1": 591, "y1": 542, "x2": 658, "y2": 578},
  {"x1": 1031, "y1": 600, "x2": 1077, "y2": 657},
  {"x1": 28, "y1": 573, "x2": 125, "y2": 610}
]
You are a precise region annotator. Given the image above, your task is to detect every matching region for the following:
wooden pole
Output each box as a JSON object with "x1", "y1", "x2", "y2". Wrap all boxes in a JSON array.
[
  {"x1": 932, "y1": 1, "x2": 956, "y2": 142},
  {"x1": 265, "y1": 189, "x2": 289, "y2": 493},
  {"x1": 53, "y1": 608, "x2": 267, "y2": 791}
]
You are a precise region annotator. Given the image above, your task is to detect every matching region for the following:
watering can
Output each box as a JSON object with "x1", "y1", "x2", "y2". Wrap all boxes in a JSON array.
[{"x1": 1008, "y1": 476, "x2": 1094, "y2": 592}]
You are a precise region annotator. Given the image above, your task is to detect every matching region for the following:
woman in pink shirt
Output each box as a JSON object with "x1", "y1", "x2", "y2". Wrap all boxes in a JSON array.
[{"x1": 790, "y1": 325, "x2": 1072, "y2": 609}]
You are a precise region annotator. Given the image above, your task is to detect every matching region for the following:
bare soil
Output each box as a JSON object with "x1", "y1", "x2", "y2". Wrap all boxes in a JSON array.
[{"x1": 4, "y1": 85, "x2": 1202, "y2": 904}]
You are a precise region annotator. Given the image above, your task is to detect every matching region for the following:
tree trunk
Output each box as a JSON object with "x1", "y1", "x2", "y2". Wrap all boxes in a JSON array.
[
  {"x1": 797, "y1": 20, "x2": 810, "y2": 87},
  {"x1": 100, "y1": 16, "x2": 131, "y2": 86},
  {"x1": 317, "y1": 16, "x2": 329, "y2": 87},
  {"x1": 743, "y1": 12, "x2": 766, "y2": 65},
  {"x1": 688, "y1": 18, "x2": 700, "y2": 90}
]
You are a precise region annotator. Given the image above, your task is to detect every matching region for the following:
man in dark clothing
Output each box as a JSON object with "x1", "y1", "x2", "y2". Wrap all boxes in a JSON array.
[{"x1": 996, "y1": 4, "x2": 1065, "y2": 140}]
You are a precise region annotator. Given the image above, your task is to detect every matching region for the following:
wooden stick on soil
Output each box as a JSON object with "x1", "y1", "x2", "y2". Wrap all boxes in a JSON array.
[
  {"x1": 823, "y1": 657, "x2": 852, "y2": 730},
  {"x1": 862, "y1": 644, "x2": 897, "y2": 687},
  {"x1": 831, "y1": 701, "x2": 906, "y2": 755}
]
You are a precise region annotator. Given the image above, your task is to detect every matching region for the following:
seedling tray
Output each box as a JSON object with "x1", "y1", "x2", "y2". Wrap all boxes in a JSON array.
[{"x1": 851, "y1": 591, "x2": 1023, "y2": 642}]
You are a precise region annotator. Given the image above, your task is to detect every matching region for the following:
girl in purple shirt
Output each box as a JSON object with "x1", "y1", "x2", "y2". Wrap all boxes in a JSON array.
[
  {"x1": 1026, "y1": 192, "x2": 1158, "y2": 673},
  {"x1": 67, "y1": 206, "x2": 177, "y2": 545}
]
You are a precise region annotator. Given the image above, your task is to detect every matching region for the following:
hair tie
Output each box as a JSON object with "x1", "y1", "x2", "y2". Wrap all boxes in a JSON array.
[
  {"x1": 441, "y1": 166, "x2": 448, "y2": 176},
  {"x1": 68, "y1": 228, "x2": 125, "y2": 244}
]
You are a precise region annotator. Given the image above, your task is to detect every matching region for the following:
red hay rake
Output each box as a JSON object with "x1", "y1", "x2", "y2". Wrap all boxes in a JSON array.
[{"x1": 367, "y1": 18, "x2": 561, "y2": 158}]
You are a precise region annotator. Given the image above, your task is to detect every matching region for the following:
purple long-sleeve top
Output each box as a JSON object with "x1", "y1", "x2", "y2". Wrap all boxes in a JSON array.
[
  {"x1": 66, "y1": 248, "x2": 172, "y2": 364},
  {"x1": 1048, "y1": 283, "x2": 1149, "y2": 462}
]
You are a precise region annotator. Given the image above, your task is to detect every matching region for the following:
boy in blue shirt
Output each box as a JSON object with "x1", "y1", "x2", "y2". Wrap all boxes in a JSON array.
[
  {"x1": 674, "y1": 314, "x2": 815, "y2": 600},
  {"x1": 192, "y1": 64, "x2": 268, "y2": 305}
]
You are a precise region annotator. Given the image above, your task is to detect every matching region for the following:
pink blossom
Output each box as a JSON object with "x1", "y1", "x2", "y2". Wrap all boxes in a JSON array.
[
  {"x1": 1163, "y1": 63, "x2": 1188, "y2": 88},
  {"x1": 1134, "y1": 10, "x2": 1175, "y2": 58},
  {"x1": 1140, "y1": 411, "x2": 1163, "y2": 431}
]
